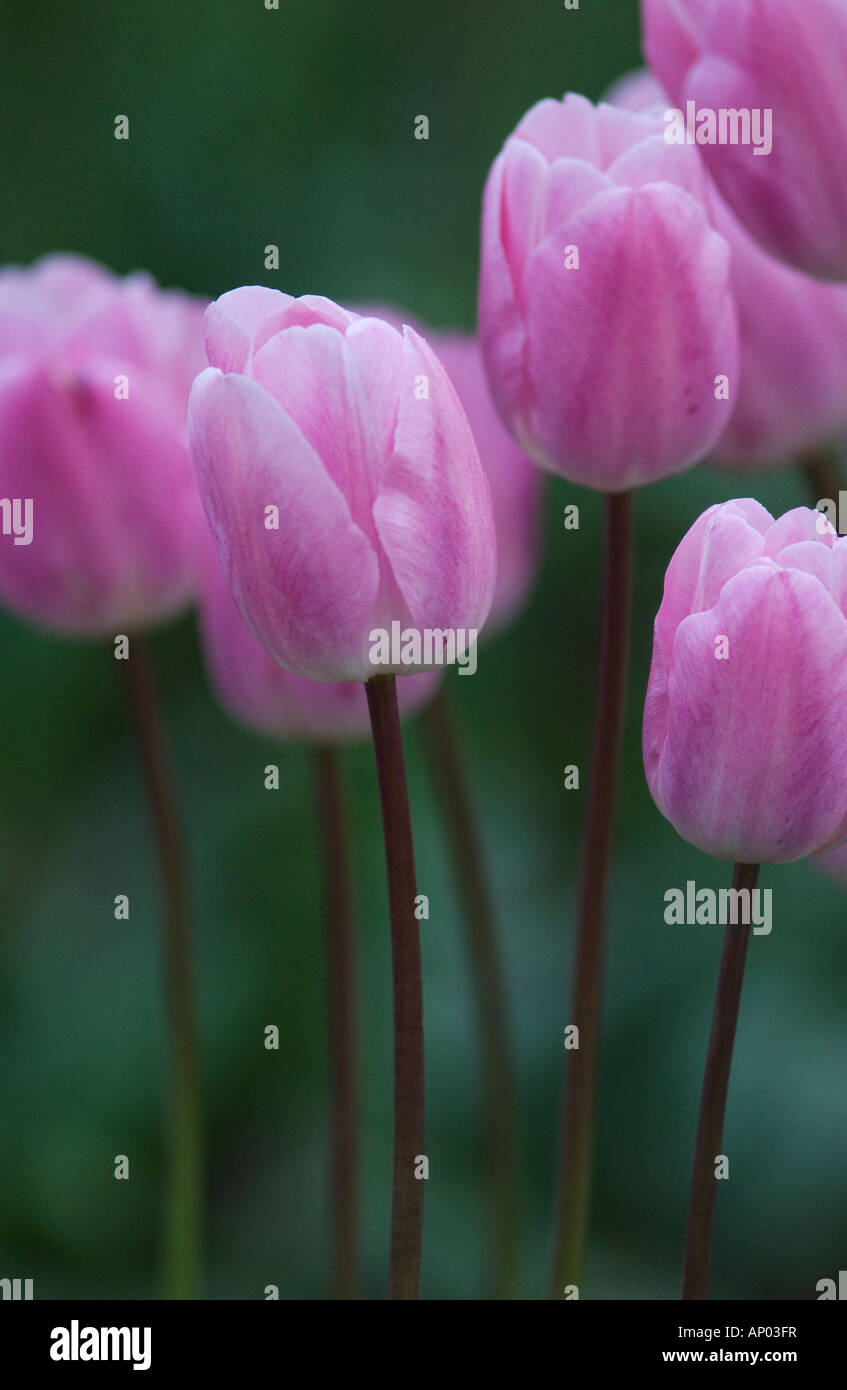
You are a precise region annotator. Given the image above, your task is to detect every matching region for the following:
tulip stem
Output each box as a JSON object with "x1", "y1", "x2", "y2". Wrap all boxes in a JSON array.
[
  {"x1": 120, "y1": 638, "x2": 201, "y2": 1301},
  {"x1": 551, "y1": 489, "x2": 633, "y2": 1299},
  {"x1": 311, "y1": 745, "x2": 359, "y2": 1300},
  {"x1": 422, "y1": 685, "x2": 517, "y2": 1299},
  {"x1": 365, "y1": 674, "x2": 424, "y2": 1300},
  {"x1": 682, "y1": 861, "x2": 760, "y2": 1301}
]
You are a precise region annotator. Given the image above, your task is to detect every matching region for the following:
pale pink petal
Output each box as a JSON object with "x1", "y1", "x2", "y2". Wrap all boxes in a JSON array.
[
  {"x1": 374, "y1": 327, "x2": 497, "y2": 637},
  {"x1": 189, "y1": 369, "x2": 381, "y2": 681},
  {"x1": 203, "y1": 286, "x2": 295, "y2": 373}
]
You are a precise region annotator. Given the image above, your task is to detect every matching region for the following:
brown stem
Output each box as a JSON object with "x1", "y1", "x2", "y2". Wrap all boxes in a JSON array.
[
  {"x1": 120, "y1": 636, "x2": 200, "y2": 1300},
  {"x1": 550, "y1": 490, "x2": 633, "y2": 1298},
  {"x1": 311, "y1": 745, "x2": 358, "y2": 1300},
  {"x1": 365, "y1": 674, "x2": 424, "y2": 1300},
  {"x1": 682, "y1": 862, "x2": 760, "y2": 1300},
  {"x1": 423, "y1": 685, "x2": 517, "y2": 1299}
]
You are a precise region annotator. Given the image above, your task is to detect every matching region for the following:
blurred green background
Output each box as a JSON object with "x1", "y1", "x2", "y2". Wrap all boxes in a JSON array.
[{"x1": 1, "y1": 0, "x2": 845, "y2": 1300}]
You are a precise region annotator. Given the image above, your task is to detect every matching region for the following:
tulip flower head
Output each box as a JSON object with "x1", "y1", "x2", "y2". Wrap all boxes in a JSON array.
[
  {"x1": 0, "y1": 254, "x2": 205, "y2": 635},
  {"x1": 643, "y1": 0, "x2": 847, "y2": 279},
  {"x1": 644, "y1": 501, "x2": 847, "y2": 863},
  {"x1": 478, "y1": 92, "x2": 739, "y2": 491},
  {"x1": 189, "y1": 288, "x2": 497, "y2": 683}
]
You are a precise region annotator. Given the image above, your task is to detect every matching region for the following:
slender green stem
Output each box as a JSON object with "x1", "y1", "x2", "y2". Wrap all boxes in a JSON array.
[
  {"x1": 682, "y1": 862, "x2": 760, "y2": 1301},
  {"x1": 422, "y1": 685, "x2": 517, "y2": 1299},
  {"x1": 311, "y1": 745, "x2": 358, "y2": 1300},
  {"x1": 550, "y1": 490, "x2": 633, "y2": 1298},
  {"x1": 120, "y1": 637, "x2": 200, "y2": 1300},
  {"x1": 365, "y1": 674, "x2": 424, "y2": 1300}
]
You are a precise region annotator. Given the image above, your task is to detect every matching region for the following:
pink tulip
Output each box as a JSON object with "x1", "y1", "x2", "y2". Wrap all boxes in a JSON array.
[
  {"x1": 608, "y1": 69, "x2": 847, "y2": 470},
  {"x1": 644, "y1": 501, "x2": 847, "y2": 863},
  {"x1": 198, "y1": 526, "x2": 440, "y2": 742},
  {"x1": 188, "y1": 287, "x2": 496, "y2": 683},
  {"x1": 478, "y1": 92, "x2": 738, "y2": 492},
  {"x1": 0, "y1": 254, "x2": 206, "y2": 635},
  {"x1": 354, "y1": 306, "x2": 544, "y2": 634},
  {"x1": 643, "y1": 0, "x2": 847, "y2": 280}
]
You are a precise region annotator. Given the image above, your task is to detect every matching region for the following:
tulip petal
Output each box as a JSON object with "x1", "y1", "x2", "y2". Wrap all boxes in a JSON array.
[
  {"x1": 0, "y1": 359, "x2": 198, "y2": 633},
  {"x1": 502, "y1": 138, "x2": 555, "y2": 300},
  {"x1": 606, "y1": 128, "x2": 706, "y2": 201},
  {"x1": 251, "y1": 320, "x2": 404, "y2": 549},
  {"x1": 203, "y1": 286, "x2": 295, "y2": 373},
  {"x1": 764, "y1": 506, "x2": 836, "y2": 556},
  {"x1": 479, "y1": 151, "x2": 528, "y2": 437},
  {"x1": 523, "y1": 183, "x2": 738, "y2": 488},
  {"x1": 596, "y1": 102, "x2": 666, "y2": 169},
  {"x1": 189, "y1": 368, "x2": 381, "y2": 681},
  {"x1": 515, "y1": 94, "x2": 600, "y2": 165},
  {"x1": 543, "y1": 158, "x2": 612, "y2": 241},
  {"x1": 642, "y1": 0, "x2": 702, "y2": 103},
  {"x1": 432, "y1": 333, "x2": 543, "y2": 631},
  {"x1": 655, "y1": 499, "x2": 767, "y2": 663},
  {"x1": 646, "y1": 0, "x2": 847, "y2": 278},
  {"x1": 604, "y1": 68, "x2": 668, "y2": 117},
  {"x1": 374, "y1": 327, "x2": 496, "y2": 634},
  {"x1": 0, "y1": 255, "x2": 117, "y2": 357},
  {"x1": 709, "y1": 194, "x2": 847, "y2": 468},
  {"x1": 774, "y1": 541, "x2": 835, "y2": 594}
]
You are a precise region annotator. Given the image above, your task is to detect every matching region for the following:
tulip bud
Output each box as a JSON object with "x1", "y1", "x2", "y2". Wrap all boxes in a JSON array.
[
  {"x1": 478, "y1": 92, "x2": 738, "y2": 492},
  {"x1": 643, "y1": 0, "x2": 847, "y2": 280},
  {"x1": 189, "y1": 287, "x2": 496, "y2": 683},
  {"x1": 644, "y1": 500, "x2": 847, "y2": 863},
  {"x1": 198, "y1": 526, "x2": 440, "y2": 743},
  {"x1": 0, "y1": 255, "x2": 206, "y2": 635}
]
